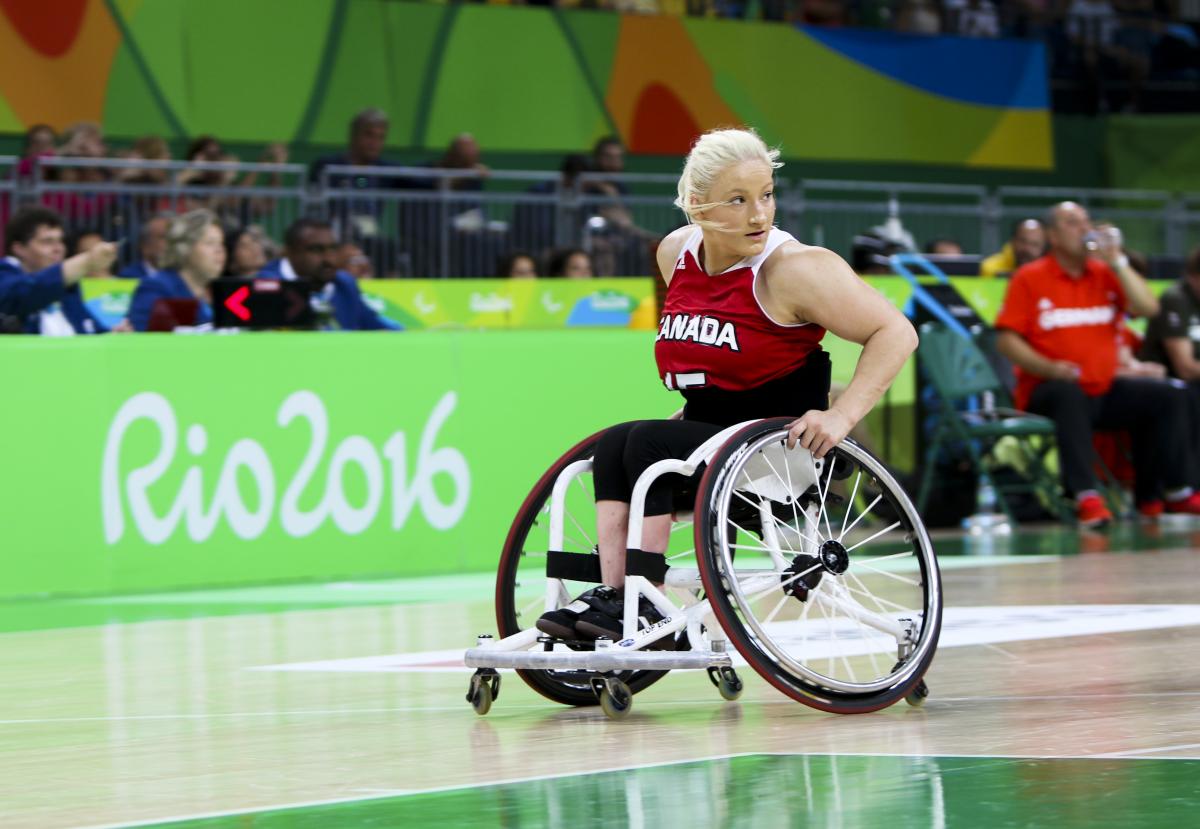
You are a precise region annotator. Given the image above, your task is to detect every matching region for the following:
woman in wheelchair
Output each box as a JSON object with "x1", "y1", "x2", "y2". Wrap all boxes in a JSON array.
[{"x1": 537, "y1": 127, "x2": 919, "y2": 643}]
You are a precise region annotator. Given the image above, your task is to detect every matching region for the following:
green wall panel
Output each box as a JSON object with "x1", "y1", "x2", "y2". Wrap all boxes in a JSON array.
[{"x1": 425, "y1": 6, "x2": 612, "y2": 151}]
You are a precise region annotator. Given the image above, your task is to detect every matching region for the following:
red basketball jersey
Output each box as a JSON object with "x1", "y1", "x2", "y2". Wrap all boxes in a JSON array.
[{"x1": 655, "y1": 227, "x2": 826, "y2": 392}]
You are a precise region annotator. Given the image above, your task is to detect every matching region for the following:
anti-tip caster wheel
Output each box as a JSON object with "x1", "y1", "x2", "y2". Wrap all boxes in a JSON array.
[
  {"x1": 591, "y1": 675, "x2": 633, "y2": 720},
  {"x1": 905, "y1": 679, "x2": 929, "y2": 708},
  {"x1": 467, "y1": 670, "x2": 500, "y2": 716},
  {"x1": 707, "y1": 666, "x2": 744, "y2": 701}
]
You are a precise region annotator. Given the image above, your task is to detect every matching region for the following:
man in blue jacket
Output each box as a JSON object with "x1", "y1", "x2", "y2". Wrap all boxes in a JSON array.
[
  {"x1": 261, "y1": 218, "x2": 400, "y2": 331},
  {"x1": 0, "y1": 207, "x2": 117, "y2": 335}
]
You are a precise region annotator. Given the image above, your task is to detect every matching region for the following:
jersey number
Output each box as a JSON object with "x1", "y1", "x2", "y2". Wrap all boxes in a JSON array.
[{"x1": 663, "y1": 371, "x2": 707, "y2": 390}]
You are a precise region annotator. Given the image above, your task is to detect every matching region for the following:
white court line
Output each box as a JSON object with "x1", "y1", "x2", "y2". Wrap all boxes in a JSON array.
[
  {"x1": 1091, "y1": 742, "x2": 1200, "y2": 758},
  {"x1": 74, "y1": 749, "x2": 1199, "y2": 829},
  {"x1": 249, "y1": 604, "x2": 1200, "y2": 674}
]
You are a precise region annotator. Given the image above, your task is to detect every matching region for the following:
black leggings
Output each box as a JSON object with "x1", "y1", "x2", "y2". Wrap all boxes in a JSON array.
[{"x1": 592, "y1": 420, "x2": 727, "y2": 516}]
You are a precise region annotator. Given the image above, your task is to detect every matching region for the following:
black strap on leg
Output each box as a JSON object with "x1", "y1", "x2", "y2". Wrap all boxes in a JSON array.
[
  {"x1": 625, "y1": 548, "x2": 669, "y2": 582},
  {"x1": 545, "y1": 550, "x2": 603, "y2": 583}
]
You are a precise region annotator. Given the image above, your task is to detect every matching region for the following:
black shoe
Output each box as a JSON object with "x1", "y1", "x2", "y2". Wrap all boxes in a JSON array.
[
  {"x1": 536, "y1": 585, "x2": 623, "y2": 640},
  {"x1": 576, "y1": 595, "x2": 673, "y2": 648}
]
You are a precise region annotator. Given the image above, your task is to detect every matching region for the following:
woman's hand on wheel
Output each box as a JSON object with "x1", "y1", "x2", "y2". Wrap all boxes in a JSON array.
[{"x1": 785, "y1": 408, "x2": 853, "y2": 458}]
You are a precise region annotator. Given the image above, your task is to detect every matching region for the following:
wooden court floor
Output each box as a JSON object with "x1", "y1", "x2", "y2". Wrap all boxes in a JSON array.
[{"x1": 2, "y1": 523, "x2": 1199, "y2": 828}]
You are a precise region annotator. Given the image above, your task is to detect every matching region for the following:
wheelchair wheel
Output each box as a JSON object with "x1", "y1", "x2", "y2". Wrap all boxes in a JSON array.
[
  {"x1": 495, "y1": 428, "x2": 683, "y2": 706},
  {"x1": 695, "y1": 418, "x2": 941, "y2": 714}
]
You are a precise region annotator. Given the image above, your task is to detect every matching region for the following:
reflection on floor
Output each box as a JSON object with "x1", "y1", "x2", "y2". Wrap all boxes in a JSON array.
[{"x1": 1, "y1": 522, "x2": 1198, "y2": 828}]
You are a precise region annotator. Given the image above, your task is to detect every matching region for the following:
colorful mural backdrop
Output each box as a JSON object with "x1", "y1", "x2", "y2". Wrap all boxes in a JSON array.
[{"x1": 3, "y1": 1, "x2": 1051, "y2": 169}]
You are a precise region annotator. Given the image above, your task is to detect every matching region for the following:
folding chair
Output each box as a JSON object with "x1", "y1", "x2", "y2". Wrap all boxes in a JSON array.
[{"x1": 916, "y1": 322, "x2": 1070, "y2": 524}]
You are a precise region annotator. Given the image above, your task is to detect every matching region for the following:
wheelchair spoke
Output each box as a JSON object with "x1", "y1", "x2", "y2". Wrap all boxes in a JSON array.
[
  {"x1": 759, "y1": 449, "x2": 806, "y2": 537},
  {"x1": 832, "y1": 580, "x2": 884, "y2": 679},
  {"x1": 517, "y1": 594, "x2": 544, "y2": 619},
  {"x1": 730, "y1": 489, "x2": 822, "y2": 550},
  {"x1": 854, "y1": 550, "x2": 914, "y2": 566},
  {"x1": 735, "y1": 474, "x2": 803, "y2": 555},
  {"x1": 564, "y1": 508, "x2": 594, "y2": 551},
  {"x1": 763, "y1": 591, "x2": 792, "y2": 626},
  {"x1": 561, "y1": 532, "x2": 591, "y2": 551},
  {"x1": 851, "y1": 561, "x2": 920, "y2": 587},
  {"x1": 843, "y1": 574, "x2": 912, "y2": 615},
  {"x1": 843, "y1": 521, "x2": 902, "y2": 553},
  {"x1": 810, "y1": 453, "x2": 837, "y2": 542},
  {"x1": 840, "y1": 470, "x2": 862, "y2": 539},
  {"x1": 838, "y1": 492, "x2": 882, "y2": 541}
]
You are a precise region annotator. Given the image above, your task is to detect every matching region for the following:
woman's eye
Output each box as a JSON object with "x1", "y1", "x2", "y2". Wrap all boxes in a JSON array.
[
  {"x1": 763, "y1": 192, "x2": 774, "y2": 201},
  {"x1": 729, "y1": 197, "x2": 745, "y2": 205}
]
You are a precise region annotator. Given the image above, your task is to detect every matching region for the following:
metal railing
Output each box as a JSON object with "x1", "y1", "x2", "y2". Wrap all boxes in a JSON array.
[{"x1": 5, "y1": 156, "x2": 1200, "y2": 277}]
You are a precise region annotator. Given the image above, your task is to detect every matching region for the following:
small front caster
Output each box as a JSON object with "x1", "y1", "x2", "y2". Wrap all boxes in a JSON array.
[
  {"x1": 905, "y1": 679, "x2": 929, "y2": 708},
  {"x1": 467, "y1": 669, "x2": 501, "y2": 716},
  {"x1": 590, "y1": 675, "x2": 633, "y2": 720},
  {"x1": 707, "y1": 666, "x2": 744, "y2": 701}
]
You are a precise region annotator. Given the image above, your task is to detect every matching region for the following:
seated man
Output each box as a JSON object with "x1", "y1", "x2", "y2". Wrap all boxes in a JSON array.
[
  {"x1": 981, "y1": 218, "x2": 1045, "y2": 278},
  {"x1": 260, "y1": 218, "x2": 400, "y2": 331},
  {"x1": 1137, "y1": 245, "x2": 1200, "y2": 487},
  {"x1": 995, "y1": 202, "x2": 1200, "y2": 527},
  {"x1": 117, "y1": 214, "x2": 170, "y2": 280},
  {"x1": 0, "y1": 206, "x2": 116, "y2": 335}
]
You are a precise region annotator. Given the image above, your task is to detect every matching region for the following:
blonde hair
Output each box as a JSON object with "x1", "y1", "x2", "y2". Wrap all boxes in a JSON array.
[
  {"x1": 674, "y1": 128, "x2": 782, "y2": 226},
  {"x1": 163, "y1": 208, "x2": 218, "y2": 271}
]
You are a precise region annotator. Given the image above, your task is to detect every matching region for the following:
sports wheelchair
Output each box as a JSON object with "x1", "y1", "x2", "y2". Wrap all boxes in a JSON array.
[{"x1": 464, "y1": 417, "x2": 941, "y2": 719}]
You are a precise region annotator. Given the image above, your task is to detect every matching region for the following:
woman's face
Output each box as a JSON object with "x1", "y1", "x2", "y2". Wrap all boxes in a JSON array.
[
  {"x1": 187, "y1": 223, "x2": 227, "y2": 282},
  {"x1": 565, "y1": 253, "x2": 592, "y2": 279},
  {"x1": 695, "y1": 159, "x2": 776, "y2": 258},
  {"x1": 233, "y1": 233, "x2": 267, "y2": 275},
  {"x1": 509, "y1": 255, "x2": 537, "y2": 278}
]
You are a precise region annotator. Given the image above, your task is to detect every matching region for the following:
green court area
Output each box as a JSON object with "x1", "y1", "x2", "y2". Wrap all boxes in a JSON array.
[{"x1": 147, "y1": 754, "x2": 1200, "y2": 829}]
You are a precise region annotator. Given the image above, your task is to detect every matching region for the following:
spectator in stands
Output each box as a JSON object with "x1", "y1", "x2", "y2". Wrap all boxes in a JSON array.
[
  {"x1": 924, "y1": 238, "x2": 963, "y2": 255},
  {"x1": 126, "y1": 209, "x2": 225, "y2": 332},
  {"x1": 17, "y1": 124, "x2": 56, "y2": 179},
  {"x1": 118, "y1": 214, "x2": 171, "y2": 280},
  {"x1": 224, "y1": 226, "x2": 270, "y2": 278},
  {"x1": 510, "y1": 153, "x2": 591, "y2": 257},
  {"x1": 261, "y1": 218, "x2": 400, "y2": 331},
  {"x1": 178, "y1": 135, "x2": 236, "y2": 188},
  {"x1": 584, "y1": 136, "x2": 658, "y2": 276},
  {"x1": 117, "y1": 135, "x2": 172, "y2": 185},
  {"x1": 310, "y1": 108, "x2": 396, "y2": 185},
  {"x1": 943, "y1": 0, "x2": 1000, "y2": 38},
  {"x1": 895, "y1": 0, "x2": 942, "y2": 34},
  {"x1": 498, "y1": 252, "x2": 538, "y2": 278},
  {"x1": 71, "y1": 229, "x2": 115, "y2": 277},
  {"x1": 591, "y1": 136, "x2": 628, "y2": 197},
  {"x1": 338, "y1": 242, "x2": 375, "y2": 279},
  {"x1": 310, "y1": 109, "x2": 397, "y2": 257},
  {"x1": 548, "y1": 248, "x2": 593, "y2": 279},
  {"x1": 435, "y1": 133, "x2": 489, "y2": 191},
  {"x1": 1137, "y1": 246, "x2": 1200, "y2": 484},
  {"x1": 0, "y1": 207, "x2": 116, "y2": 335},
  {"x1": 1139, "y1": 246, "x2": 1200, "y2": 383},
  {"x1": 994, "y1": 201, "x2": 1200, "y2": 527},
  {"x1": 981, "y1": 218, "x2": 1045, "y2": 277}
]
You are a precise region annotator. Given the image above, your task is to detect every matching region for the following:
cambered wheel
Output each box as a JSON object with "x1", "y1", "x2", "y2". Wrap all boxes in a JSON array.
[
  {"x1": 495, "y1": 429, "x2": 692, "y2": 706},
  {"x1": 695, "y1": 419, "x2": 942, "y2": 714}
]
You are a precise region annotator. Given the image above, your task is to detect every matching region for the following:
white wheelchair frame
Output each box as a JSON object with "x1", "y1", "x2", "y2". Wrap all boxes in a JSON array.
[{"x1": 465, "y1": 420, "x2": 930, "y2": 718}]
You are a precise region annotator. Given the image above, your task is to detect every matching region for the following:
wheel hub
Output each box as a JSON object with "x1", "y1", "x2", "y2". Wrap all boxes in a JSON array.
[
  {"x1": 818, "y1": 540, "x2": 850, "y2": 575},
  {"x1": 781, "y1": 553, "x2": 824, "y2": 600}
]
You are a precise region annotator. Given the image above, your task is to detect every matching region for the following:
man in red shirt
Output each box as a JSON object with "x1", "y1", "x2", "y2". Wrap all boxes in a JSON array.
[{"x1": 995, "y1": 201, "x2": 1199, "y2": 528}]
